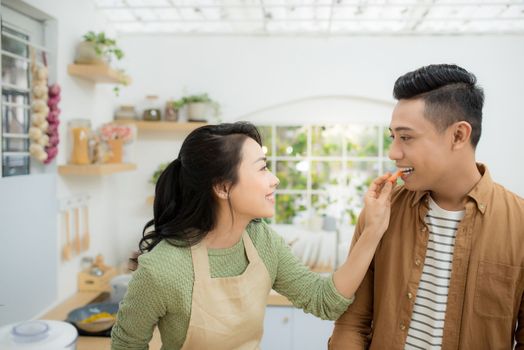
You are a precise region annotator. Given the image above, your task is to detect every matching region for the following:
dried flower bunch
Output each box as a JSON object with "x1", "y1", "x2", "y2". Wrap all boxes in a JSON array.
[{"x1": 99, "y1": 123, "x2": 133, "y2": 143}]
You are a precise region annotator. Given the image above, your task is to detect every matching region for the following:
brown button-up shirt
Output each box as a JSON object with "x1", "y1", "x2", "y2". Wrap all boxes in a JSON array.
[{"x1": 330, "y1": 164, "x2": 524, "y2": 350}]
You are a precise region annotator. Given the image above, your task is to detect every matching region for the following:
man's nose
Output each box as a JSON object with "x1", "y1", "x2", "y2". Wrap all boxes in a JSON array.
[{"x1": 388, "y1": 140, "x2": 402, "y2": 161}]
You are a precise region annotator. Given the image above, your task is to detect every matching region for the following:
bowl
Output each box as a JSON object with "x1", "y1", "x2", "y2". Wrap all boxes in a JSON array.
[{"x1": 66, "y1": 302, "x2": 118, "y2": 334}]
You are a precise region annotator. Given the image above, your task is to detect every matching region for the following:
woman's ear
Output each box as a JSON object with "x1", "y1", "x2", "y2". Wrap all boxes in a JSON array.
[
  {"x1": 451, "y1": 121, "x2": 472, "y2": 150},
  {"x1": 213, "y1": 182, "x2": 231, "y2": 200}
]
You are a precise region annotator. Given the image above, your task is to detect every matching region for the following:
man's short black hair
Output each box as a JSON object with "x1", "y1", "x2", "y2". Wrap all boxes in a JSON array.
[{"x1": 393, "y1": 64, "x2": 484, "y2": 148}]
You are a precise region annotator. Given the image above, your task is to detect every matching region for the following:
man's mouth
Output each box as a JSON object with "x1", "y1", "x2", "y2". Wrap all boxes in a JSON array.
[{"x1": 398, "y1": 167, "x2": 414, "y2": 176}]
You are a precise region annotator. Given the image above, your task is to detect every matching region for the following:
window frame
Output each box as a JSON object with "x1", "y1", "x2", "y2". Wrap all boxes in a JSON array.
[
  {"x1": 259, "y1": 123, "x2": 393, "y2": 224},
  {"x1": 1, "y1": 4, "x2": 52, "y2": 177}
]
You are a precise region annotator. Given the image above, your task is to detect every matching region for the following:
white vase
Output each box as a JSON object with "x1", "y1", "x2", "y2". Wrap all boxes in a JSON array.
[
  {"x1": 187, "y1": 102, "x2": 209, "y2": 122},
  {"x1": 74, "y1": 41, "x2": 108, "y2": 65}
]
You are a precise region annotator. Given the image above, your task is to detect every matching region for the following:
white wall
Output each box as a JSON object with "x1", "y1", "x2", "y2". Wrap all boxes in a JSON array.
[
  {"x1": 3, "y1": 0, "x2": 524, "y2": 321},
  {"x1": 110, "y1": 34, "x2": 524, "y2": 277},
  {"x1": 2, "y1": 0, "x2": 129, "y2": 317}
]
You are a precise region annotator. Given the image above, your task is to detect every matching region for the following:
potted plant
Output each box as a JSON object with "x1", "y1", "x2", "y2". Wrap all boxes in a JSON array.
[
  {"x1": 180, "y1": 93, "x2": 220, "y2": 122},
  {"x1": 75, "y1": 31, "x2": 124, "y2": 65}
]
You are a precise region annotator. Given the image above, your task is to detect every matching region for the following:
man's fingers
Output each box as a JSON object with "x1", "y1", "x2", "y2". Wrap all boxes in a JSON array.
[
  {"x1": 368, "y1": 173, "x2": 391, "y2": 195},
  {"x1": 378, "y1": 180, "x2": 393, "y2": 202}
]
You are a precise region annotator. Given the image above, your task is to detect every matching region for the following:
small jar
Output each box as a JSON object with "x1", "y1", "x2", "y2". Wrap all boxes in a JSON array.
[
  {"x1": 114, "y1": 105, "x2": 138, "y2": 121},
  {"x1": 164, "y1": 100, "x2": 179, "y2": 122},
  {"x1": 142, "y1": 95, "x2": 161, "y2": 121}
]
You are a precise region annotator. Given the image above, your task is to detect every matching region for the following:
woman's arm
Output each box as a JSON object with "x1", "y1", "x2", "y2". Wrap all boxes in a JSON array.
[
  {"x1": 111, "y1": 259, "x2": 167, "y2": 350},
  {"x1": 269, "y1": 174, "x2": 392, "y2": 320},
  {"x1": 332, "y1": 174, "x2": 392, "y2": 298}
]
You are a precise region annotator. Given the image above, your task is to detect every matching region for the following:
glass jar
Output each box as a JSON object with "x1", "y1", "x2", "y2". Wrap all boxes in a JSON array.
[
  {"x1": 164, "y1": 100, "x2": 179, "y2": 122},
  {"x1": 142, "y1": 95, "x2": 161, "y2": 121},
  {"x1": 67, "y1": 119, "x2": 91, "y2": 165},
  {"x1": 114, "y1": 105, "x2": 138, "y2": 121}
]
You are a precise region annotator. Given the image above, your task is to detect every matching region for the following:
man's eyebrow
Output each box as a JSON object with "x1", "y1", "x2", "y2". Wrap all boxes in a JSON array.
[
  {"x1": 389, "y1": 126, "x2": 415, "y2": 132},
  {"x1": 253, "y1": 157, "x2": 267, "y2": 164}
]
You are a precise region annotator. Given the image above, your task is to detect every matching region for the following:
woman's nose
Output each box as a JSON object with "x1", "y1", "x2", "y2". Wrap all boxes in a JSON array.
[{"x1": 271, "y1": 173, "x2": 280, "y2": 188}]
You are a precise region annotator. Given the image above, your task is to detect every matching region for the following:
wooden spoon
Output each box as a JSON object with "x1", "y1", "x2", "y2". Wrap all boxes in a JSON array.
[
  {"x1": 82, "y1": 205, "x2": 90, "y2": 251},
  {"x1": 73, "y1": 207, "x2": 81, "y2": 254},
  {"x1": 62, "y1": 210, "x2": 72, "y2": 261}
]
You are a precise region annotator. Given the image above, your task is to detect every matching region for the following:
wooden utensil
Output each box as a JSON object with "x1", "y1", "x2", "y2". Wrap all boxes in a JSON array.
[
  {"x1": 82, "y1": 205, "x2": 90, "y2": 251},
  {"x1": 62, "y1": 210, "x2": 72, "y2": 261},
  {"x1": 73, "y1": 207, "x2": 81, "y2": 254}
]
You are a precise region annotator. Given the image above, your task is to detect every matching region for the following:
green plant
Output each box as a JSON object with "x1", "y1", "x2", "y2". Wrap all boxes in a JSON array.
[
  {"x1": 83, "y1": 31, "x2": 124, "y2": 61},
  {"x1": 176, "y1": 94, "x2": 221, "y2": 117},
  {"x1": 112, "y1": 70, "x2": 129, "y2": 97},
  {"x1": 170, "y1": 99, "x2": 185, "y2": 110},
  {"x1": 149, "y1": 162, "x2": 169, "y2": 185},
  {"x1": 180, "y1": 93, "x2": 213, "y2": 104}
]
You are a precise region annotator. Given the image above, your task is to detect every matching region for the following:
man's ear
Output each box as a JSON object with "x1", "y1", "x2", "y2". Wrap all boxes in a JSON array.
[
  {"x1": 451, "y1": 121, "x2": 472, "y2": 150},
  {"x1": 213, "y1": 182, "x2": 231, "y2": 200}
]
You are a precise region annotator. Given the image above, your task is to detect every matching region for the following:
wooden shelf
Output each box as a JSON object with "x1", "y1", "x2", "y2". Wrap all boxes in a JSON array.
[
  {"x1": 114, "y1": 120, "x2": 206, "y2": 132},
  {"x1": 68, "y1": 64, "x2": 131, "y2": 84},
  {"x1": 58, "y1": 163, "x2": 137, "y2": 176}
]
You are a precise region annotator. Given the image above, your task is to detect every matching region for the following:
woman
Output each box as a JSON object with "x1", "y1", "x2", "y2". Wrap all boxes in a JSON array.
[{"x1": 111, "y1": 122, "x2": 392, "y2": 350}]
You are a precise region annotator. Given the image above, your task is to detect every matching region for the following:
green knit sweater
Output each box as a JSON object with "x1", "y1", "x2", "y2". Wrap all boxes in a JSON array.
[{"x1": 111, "y1": 221, "x2": 353, "y2": 350}]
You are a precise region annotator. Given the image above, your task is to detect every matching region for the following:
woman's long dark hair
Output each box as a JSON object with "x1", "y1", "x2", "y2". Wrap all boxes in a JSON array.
[{"x1": 139, "y1": 122, "x2": 262, "y2": 252}]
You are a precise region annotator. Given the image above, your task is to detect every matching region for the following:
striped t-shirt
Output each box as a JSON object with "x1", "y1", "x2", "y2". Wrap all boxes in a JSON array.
[{"x1": 405, "y1": 197, "x2": 465, "y2": 350}]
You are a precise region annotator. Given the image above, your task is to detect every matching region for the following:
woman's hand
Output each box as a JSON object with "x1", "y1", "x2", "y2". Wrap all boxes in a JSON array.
[
  {"x1": 362, "y1": 173, "x2": 393, "y2": 239},
  {"x1": 332, "y1": 174, "x2": 393, "y2": 298}
]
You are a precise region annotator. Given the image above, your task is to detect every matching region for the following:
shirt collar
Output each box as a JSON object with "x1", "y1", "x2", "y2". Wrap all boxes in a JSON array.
[{"x1": 410, "y1": 163, "x2": 493, "y2": 215}]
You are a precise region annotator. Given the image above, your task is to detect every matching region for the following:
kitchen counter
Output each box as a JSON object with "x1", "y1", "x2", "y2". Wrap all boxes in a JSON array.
[
  {"x1": 41, "y1": 290, "x2": 292, "y2": 349},
  {"x1": 40, "y1": 291, "x2": 162, "y2": 350}
]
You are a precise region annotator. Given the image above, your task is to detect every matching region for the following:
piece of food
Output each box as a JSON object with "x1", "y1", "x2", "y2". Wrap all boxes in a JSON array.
[
  {"x1": 81, "y1": 312, "x2": 116, "y2": 324},
  {"x1": 387, "y1": 170, "x2": 403, "y2": 183}
]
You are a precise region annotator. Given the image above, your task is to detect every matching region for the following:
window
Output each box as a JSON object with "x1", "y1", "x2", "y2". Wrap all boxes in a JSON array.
[
  {"x1": 1, "y1": 5, "x2": 49, "y2": 177},
  {"x1": 257, "y1": 124, "x2": 394, "y2": 225}
]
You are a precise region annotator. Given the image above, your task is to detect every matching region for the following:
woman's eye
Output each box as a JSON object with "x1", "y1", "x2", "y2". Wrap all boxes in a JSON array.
[
  {"x1": 400, "y1": 136, "x2": 411, "y2": 141},
  {"x1": 261, "y1": 164, "x2": 269, "y2": 171}
]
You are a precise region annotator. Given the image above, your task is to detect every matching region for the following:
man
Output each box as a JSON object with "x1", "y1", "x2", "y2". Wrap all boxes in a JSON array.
[{"x1": 329, "y1": 64, "x2": 524, "y2": 349}]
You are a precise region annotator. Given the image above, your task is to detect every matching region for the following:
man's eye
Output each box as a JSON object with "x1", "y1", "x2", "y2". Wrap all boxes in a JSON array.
[
  {"x1": 400, "y1": 136, "x2": 411, "y2": 141},
  {"x1": 389, "y1": 134, "x2": 394, "y2": 139},
  {"x1": 261, "y1": 165, "x2": 269, "y2": 171}
]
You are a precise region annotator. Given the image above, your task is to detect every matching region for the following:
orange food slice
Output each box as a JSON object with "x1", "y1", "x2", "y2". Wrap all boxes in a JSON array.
[{"x1": 387, "y1": 170, "x2": 403, "y2": 183}]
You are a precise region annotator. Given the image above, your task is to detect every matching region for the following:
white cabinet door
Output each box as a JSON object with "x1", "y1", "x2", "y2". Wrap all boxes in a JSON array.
[
  {"x1": 261, "y1": 306, "x2": 293, "y2": 350},
  {"x1": 262, "y1": 306, "x2": 335, "y2": 350},
  {"x1": 292, "y1": 309, "x2": 334, "y2": 350}
]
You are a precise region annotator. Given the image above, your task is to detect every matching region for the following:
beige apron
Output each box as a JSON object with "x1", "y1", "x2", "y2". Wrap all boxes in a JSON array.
[{"x1": 180, "y1": 232, "x2": 272, "y2": 350}]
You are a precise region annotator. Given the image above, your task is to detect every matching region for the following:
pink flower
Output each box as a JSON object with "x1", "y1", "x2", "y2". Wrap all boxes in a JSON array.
[{"x1": 99, "y1": 123, "x2": 133, "y2": 143}]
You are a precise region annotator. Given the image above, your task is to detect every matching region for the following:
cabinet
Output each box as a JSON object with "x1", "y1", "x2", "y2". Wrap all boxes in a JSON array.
[{"x1": 262, "y1": 306, "x2": 334, "y2": 350}]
